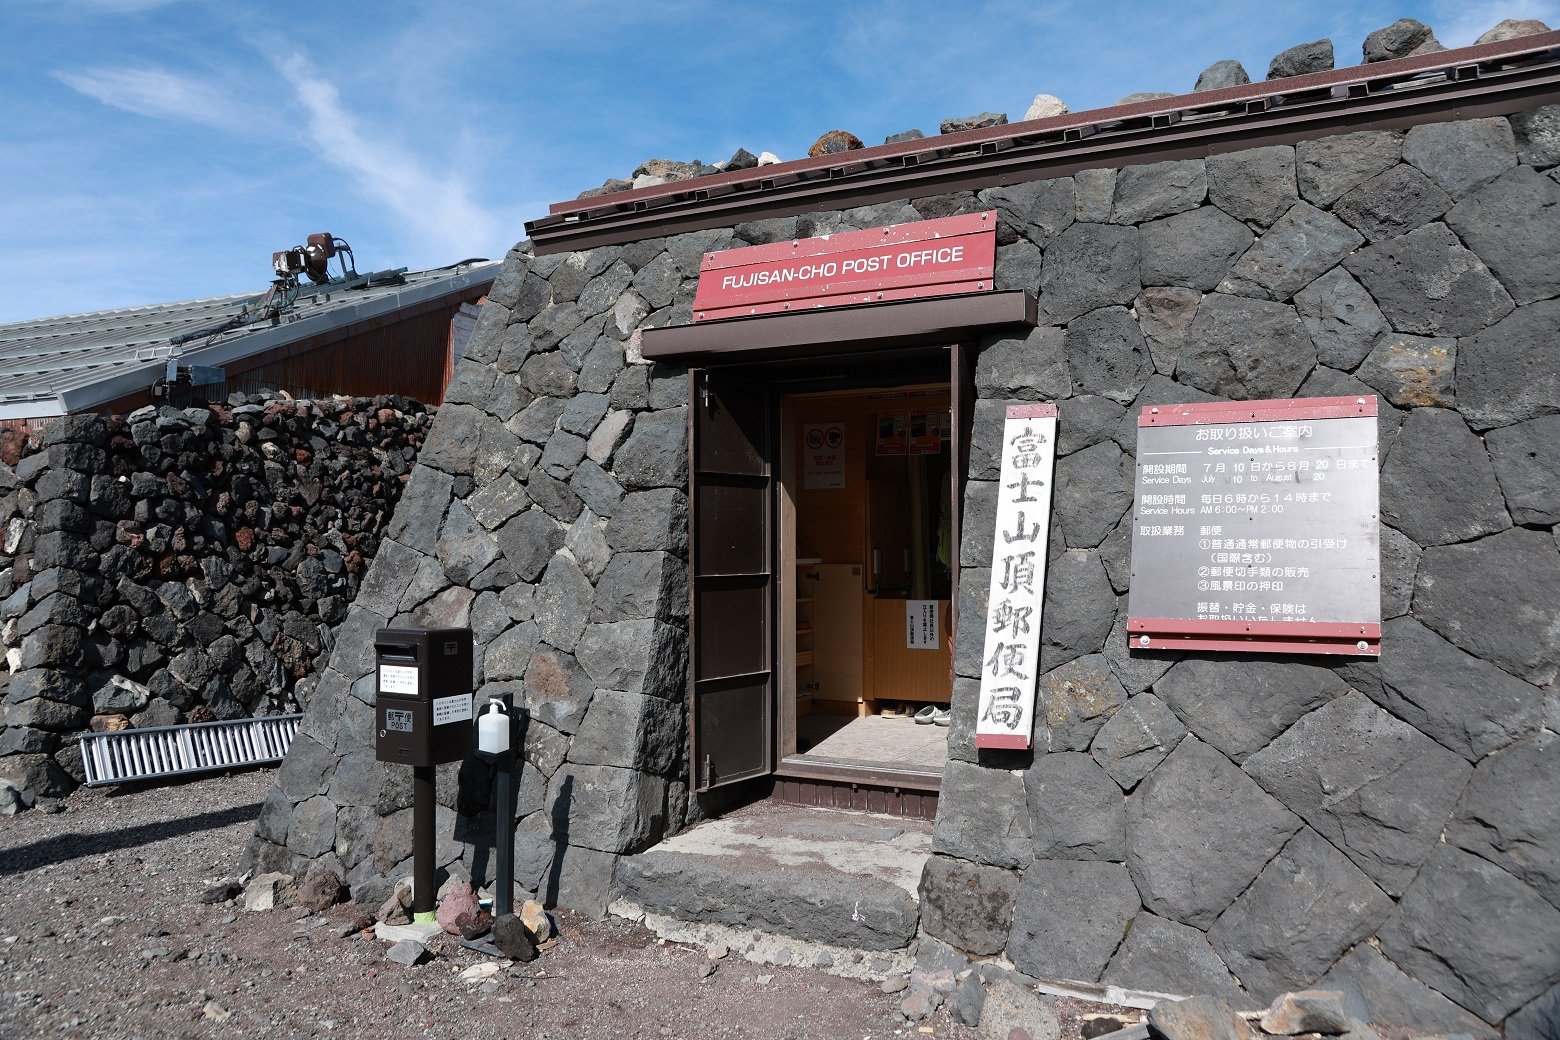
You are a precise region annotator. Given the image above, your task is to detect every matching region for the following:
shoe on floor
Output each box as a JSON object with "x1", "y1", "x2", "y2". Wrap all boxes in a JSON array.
[
  {"x1": 913, "y1": 705, "x2": 938, "y2": 725},
  {"x1": 933, "y1": 708, "x2": 951, "y2": 726}
]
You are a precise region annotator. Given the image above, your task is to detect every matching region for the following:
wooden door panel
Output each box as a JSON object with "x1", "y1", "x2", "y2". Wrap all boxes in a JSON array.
[
  {"x1": 694, "y1": 482, "x2": 768, "y2": 575},
  {"x1": 689, "y1": 369, "x2": 774, "y2": 791},
  {"x1": 693, "y1": 676, "x2": 769, "y2": 788},
  {"x1": 808, "y1": 563, "x2": 864, "y2": 705},
  {"x1": 695, "y1": 377, "x2": 768, "y2": 475},
  {"x1": 694, "y1": 580, "x2": 770, "y2": 678}
]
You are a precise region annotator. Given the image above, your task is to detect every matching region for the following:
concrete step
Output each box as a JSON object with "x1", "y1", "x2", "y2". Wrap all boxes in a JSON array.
[{"x1": 612, "y1": 800, "x2": 932, "y2": 959}]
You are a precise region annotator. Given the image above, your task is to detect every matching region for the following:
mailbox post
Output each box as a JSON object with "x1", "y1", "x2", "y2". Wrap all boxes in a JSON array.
[{"x1": 374, "y1": 627, "x2": 474, "y2": 922}]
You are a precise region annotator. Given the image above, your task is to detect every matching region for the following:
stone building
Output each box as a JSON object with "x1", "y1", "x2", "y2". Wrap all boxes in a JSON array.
[
  {"x1": 0, "y1": 257, "x2": 498, "y2": 807},
  {"x1": 246, "y1": 29, "x2": 1560, "y2": 1035}
]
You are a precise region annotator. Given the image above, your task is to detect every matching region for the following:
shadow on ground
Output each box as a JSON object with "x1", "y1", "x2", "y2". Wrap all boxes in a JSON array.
[{"x1": 0, "y1": 802, "x2": 263, "y2": 877}]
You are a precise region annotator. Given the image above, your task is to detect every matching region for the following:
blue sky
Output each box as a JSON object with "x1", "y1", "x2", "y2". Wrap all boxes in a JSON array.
[{"x1": 2, "y1": 0, "x2": 1555, "y2": 325}]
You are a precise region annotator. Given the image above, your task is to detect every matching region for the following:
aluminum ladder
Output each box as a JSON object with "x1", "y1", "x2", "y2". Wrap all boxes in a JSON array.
[{"x1": 78, "y1": 713, "x2": 303, "y2": 786}]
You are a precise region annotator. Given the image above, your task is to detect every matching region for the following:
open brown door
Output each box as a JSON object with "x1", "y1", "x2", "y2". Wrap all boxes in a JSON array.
[{"x1": 688, "y1": 368, "x2": 774, "y2": 791}]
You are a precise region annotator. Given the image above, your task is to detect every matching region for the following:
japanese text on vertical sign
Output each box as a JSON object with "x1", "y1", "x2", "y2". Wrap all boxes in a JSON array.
[
  {"x1": 906, "y1": 601, "x2": 940, "y2": 649},
  {"x1": 975, "y1": 405, "x2": 1057, "y2": 751}
]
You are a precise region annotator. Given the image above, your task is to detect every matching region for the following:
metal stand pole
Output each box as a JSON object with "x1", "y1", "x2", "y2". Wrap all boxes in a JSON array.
[
  {"x1": 494, "y1": 747, "x2": 514, "y2": 919},
  {"x1": 412, "y1": 764, "x2": 436, "y2": 922},
  {"x1": 463, "y1": 698, "x2": 518, "y2": 956}
]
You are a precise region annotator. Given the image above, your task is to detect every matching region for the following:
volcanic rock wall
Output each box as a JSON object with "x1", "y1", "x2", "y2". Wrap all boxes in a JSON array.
[
  {"x1": 240, "y1": 241, "x2": 698, "y2": 914},
  {"x1": 250, "y1": 102, "x2": 1560, "y2": 1031},
  {"x1": 0, "y1": 395, "x2": 433, "y2": 807},
  {"x1": 922, "y1": 112, "x2": 1560, "y2": 1033}
]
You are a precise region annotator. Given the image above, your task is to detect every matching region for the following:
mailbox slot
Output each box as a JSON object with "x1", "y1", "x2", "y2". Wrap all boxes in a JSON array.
[{"x1": 374, "y1": 627, "x2": 474, "y2": 767}]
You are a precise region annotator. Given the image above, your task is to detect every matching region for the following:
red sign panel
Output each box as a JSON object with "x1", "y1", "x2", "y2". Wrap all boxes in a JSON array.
[{"x1": 693, "y1": 212, "x2": 997, "y2": 322}]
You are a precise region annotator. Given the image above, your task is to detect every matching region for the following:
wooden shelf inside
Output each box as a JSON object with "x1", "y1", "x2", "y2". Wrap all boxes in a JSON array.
[{"x1": 796, "y1": 650, "x2": 814, "y2": 667}]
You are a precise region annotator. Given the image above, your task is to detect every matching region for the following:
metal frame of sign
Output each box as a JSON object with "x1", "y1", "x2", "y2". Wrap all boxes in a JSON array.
[
  {"x1": 1129, "y1": 395, "x2": 1381, "y2": 656},
  {"x1": 692, "y1": 212, "x2": 997, "y2": 321},
  {"x1": 975, "y1": 403, "x2": 1057, "y2": 751}
]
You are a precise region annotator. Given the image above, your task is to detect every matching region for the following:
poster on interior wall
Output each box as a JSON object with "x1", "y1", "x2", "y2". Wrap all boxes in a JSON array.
[
  {"x1": 909, "y1": 411, "x2": 945, "y2": 455},
  {"x1": 875, "y1": 413, "x2": 908, "y2": 456},
  {"x1": 906, "y1": 600, "x2": 940, "y2": 649},
  {"x1": 803, "y1": 422, "x2": 845, "y2": 489},
  {"x1": 1127, "y1": 395, "x2": 1381, "y2": 655},
  {"x1": 975, "y1": 404, "x2": 1058, "y2": 751}
]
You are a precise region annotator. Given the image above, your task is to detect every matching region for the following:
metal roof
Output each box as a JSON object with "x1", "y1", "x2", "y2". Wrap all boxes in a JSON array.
[
  {"x1": 0, "y1": 261, "x2": 499, "y2": 421},
  {"x1": 526, "y1": 30, "x2": 1560, "y2": 253}
]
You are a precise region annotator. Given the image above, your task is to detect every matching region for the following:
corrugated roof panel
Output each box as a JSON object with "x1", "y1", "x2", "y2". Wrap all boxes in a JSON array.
[{"x1": 0, "y1": 262, "x2": 498, "y2": 419}]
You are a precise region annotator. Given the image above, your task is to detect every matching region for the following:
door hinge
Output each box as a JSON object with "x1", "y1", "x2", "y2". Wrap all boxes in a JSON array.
[
  {"x1": 703, "y1": 754, "x2": 713, "y2": 786},
  {"x1": 699, "y1": 373, "x2": 712, "y2": 410}
]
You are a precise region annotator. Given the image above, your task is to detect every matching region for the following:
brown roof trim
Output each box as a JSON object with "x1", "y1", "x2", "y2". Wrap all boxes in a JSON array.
[
  {"x1": 640, "y1": 290, "x2": 1036, "y2": 362},
  {"x1": 528, "y1": 32, "x2": 1560, "y2": 254}
]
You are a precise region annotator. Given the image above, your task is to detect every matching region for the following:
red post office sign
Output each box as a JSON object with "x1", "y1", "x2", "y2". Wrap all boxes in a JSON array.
[{"x1": 693, "y1": 212, "x2": 997, "y2": 321}]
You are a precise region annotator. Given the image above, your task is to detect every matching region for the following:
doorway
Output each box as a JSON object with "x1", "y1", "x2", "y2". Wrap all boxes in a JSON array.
[
  {"x1": 687, "y1": 344, "x2": 975, "y2": 806},
  {"x1": 776, "y1": 382, "x2": 955, "y2": 784}
]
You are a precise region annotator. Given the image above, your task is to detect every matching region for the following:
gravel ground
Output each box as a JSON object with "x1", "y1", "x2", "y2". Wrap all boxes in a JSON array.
[{"x1": 0, "y1": 769, "x2": 1136, "y2": 1040}]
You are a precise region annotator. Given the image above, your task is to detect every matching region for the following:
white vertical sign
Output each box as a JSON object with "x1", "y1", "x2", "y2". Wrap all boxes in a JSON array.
[
  {"x1": 906, "y1": 600, "x2": 940, "y2": 649},
  {"x1": 975, "y1": 404, "x2": 1058, "y2": 750}
]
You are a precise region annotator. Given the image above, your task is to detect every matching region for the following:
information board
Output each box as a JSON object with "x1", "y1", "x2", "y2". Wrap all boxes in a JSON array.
[
  {"x1": 1127, "y1": 396, "x2": 1381, "y2": 656},
  {"x1": 975, "y1": 404, "x2": 1057, "y2": 750}
]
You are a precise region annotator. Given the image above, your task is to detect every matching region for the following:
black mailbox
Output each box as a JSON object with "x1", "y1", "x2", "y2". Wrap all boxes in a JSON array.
[{"x1": 374, "y1": 627, "x2": 474, "y2": 766}]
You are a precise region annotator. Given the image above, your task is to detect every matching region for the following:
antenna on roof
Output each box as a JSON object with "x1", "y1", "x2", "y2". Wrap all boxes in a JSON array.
[
  {"x1": 239, "y1": 233, "x2": 359, "y2": 327},
  {"x1": 272, "y1": 233, "x2": 356, "y2": 287},
  {"x1": 169, "y1": 234, "x2": 374, "y2": 349}
]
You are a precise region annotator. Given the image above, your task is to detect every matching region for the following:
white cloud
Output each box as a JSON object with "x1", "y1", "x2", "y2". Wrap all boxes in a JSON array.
[
  {"x1": 275, "y1": 53, "x2": 504, "y2": 265},
  {"x1": 51, "y1": 66, "x2": 248, "y2": 130},
  {"x1": 1434, "y1": 0, "x2": 1559, "y2": 46}
]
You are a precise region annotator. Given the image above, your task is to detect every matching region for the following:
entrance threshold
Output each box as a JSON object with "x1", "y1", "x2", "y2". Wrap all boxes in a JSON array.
[
  {"x1": 792, "y1": 712, "x2": 947, "y2": 776},
  {"x1": 781, "y1": 701, "x2": 945, "y2": 813},
  {"x1": 772, "y1": 746, "x2": 941, "y2": 820},
  {"x1": 773, "y1": 766, "x2": 939, "y2": 818},
  {"x1": 775, "y1": 757, "x2": 941, "y2": 790}
]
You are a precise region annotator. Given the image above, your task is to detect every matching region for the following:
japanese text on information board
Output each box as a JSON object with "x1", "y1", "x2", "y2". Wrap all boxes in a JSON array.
[{"x1": 1127, "y1": 397, "x2": 1381, "y2": 655}]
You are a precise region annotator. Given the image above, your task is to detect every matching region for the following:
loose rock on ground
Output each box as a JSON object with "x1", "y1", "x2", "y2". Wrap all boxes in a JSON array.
[{"x1": 0, "y1": 769, "x2": 1130, "y2": 1040}]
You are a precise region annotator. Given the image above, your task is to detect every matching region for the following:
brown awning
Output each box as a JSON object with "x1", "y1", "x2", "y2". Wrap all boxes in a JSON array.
[{"x1": 640, "y1": 290, "x2": 1036, "y2": 363}]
